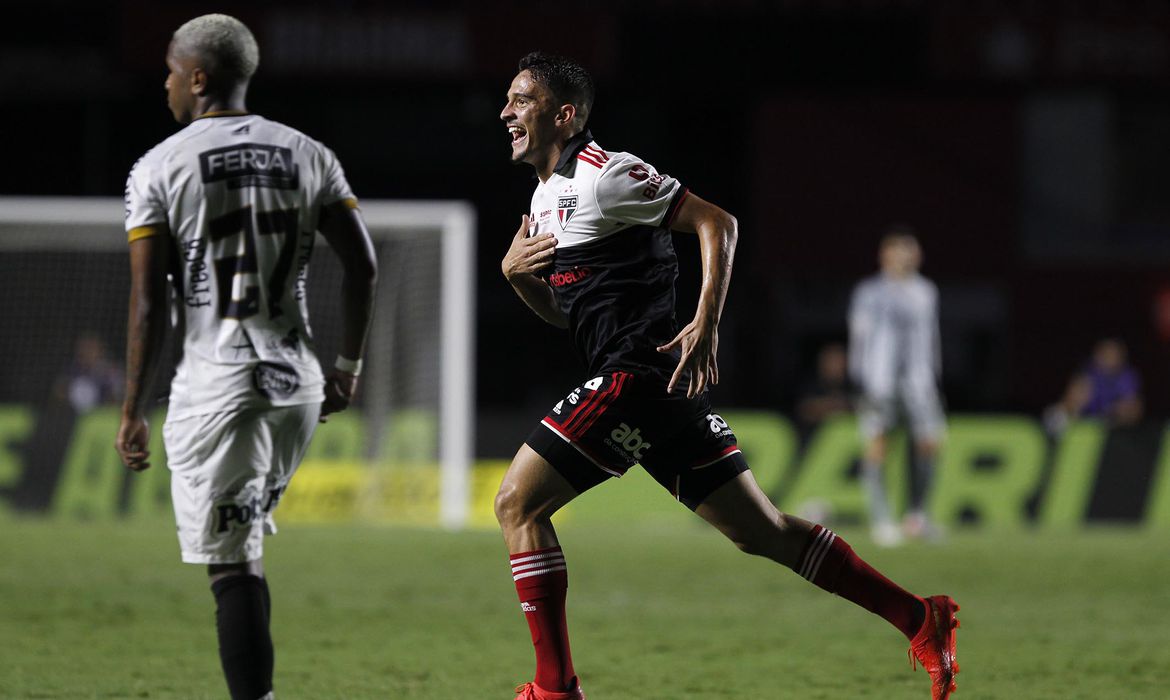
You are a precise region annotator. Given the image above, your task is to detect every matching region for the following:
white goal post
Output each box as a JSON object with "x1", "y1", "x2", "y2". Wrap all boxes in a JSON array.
[{"x1": 0, "y1": 196, "x2": 476, "y2": 529}]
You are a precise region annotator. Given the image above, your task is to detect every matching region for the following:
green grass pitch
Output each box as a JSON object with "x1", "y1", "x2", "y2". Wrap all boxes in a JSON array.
[{"x1": 2, "y1": 511, "x2": 1166, "y2": 698}]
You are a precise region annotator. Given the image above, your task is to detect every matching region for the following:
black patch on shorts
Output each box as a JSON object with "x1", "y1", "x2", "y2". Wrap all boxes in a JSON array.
[{"x1": 252, "y1": 362, "x2": 299, "y2": 399}]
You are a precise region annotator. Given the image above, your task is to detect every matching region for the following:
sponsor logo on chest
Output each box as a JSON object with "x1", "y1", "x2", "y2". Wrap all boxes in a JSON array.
[{"x1": 548, "y1": 266, "x2": 591, "y2": 288}]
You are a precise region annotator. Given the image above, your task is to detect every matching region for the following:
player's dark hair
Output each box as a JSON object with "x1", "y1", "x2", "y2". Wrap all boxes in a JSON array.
[
  {"x1": 518, "y1": 51, "x2": 595, "y2": 127},
  {"x1": 881, "y1": 223, "x2": 919, "y2": 249}
]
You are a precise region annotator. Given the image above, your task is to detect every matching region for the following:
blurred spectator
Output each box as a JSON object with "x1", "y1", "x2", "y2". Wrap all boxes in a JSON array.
[
  {"x1": 53, "y1": 333, "x2": 123, "y2": 413},
  {"x1": 1044, "y1": 338, "x2": 1143, "y2": 434},
  {"x1": 795, "y1": 342, "x2": 853, "y2": 432},
  {"x1": 12, "y1": 333, "x2": 125, "y2": 510}
]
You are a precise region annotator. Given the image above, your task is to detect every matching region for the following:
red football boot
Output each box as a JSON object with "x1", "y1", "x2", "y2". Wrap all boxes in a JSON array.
[
  {"x1": 513, "y1": 678, "x2": 586, "y2": 700},
  {"x1": 909, "y1": 595, "x2": 960, "y2": 700}
]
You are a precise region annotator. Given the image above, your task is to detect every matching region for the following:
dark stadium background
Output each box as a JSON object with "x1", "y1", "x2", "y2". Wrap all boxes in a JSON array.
[{"x1": 4, "y1": 0, "x2": 1170, "y2": 458}]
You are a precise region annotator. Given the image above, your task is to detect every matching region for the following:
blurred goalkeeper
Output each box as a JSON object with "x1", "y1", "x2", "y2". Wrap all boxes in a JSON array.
[
  {"x1": 849, "y1": 228, "x2": 945, "y2": 546},
  {"x1": 496, "y1": 52, "x2": 960, "y2": 700},
  {"x1": 115, "y1": 14, "x2": 376, "y2": 700}
]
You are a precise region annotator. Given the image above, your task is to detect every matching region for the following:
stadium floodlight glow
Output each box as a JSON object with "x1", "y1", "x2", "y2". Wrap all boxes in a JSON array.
[{"x1": 0, "y1": 196, "x2": 477, "y2": 530}]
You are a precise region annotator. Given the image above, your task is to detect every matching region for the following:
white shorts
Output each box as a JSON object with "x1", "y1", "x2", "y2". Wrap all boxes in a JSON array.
[
  {"x1": 858, "y1": 385, "x2": 945, "y2": 442},
  {"x1": 163, "y1": 403, "x2": 320, "y2": 565}
]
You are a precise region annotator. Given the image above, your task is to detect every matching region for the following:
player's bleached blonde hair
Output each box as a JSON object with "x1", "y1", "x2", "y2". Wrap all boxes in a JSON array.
[{"x1": 172, "y1": 14, "x2": 259, "y2": 84}]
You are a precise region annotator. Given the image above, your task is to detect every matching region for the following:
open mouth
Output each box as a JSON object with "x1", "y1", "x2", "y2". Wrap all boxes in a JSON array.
[{"x1": 508, "y1": 124, "x2": 527, "y2": 147}]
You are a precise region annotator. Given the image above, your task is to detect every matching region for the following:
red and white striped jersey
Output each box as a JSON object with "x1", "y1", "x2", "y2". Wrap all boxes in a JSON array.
[{"x1": 527, "y1": 135, "x2": 684, "y2": 248}]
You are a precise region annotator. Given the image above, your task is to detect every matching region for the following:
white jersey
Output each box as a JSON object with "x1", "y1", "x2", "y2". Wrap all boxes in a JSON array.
[
  {"x1": 527, "y1": 137, "x2": 684, "y2": 248},
  {"x1": 124, "y1": 112, "x2": 356, "y2": 420},
  {"x1": 848, "y1": 272, "x2": 941, "y2": 399}
]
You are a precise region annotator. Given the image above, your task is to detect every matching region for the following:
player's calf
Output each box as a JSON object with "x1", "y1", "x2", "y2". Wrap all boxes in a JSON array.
[
  {"x1": 696, "y1": 471, "x2": 816, "y2": 569},
  {"x1": 696, "y1": 475, "x2": 927, "y2": 640},
  {"x1": 794, "y1": 524, "x2": 927, "y2": 640},
  {"x1": 721, "y1": 509, "x2": 812, "y2": 566},
  {"x1": 210, "y1": 572, "x2": 274, "y2": 700}
]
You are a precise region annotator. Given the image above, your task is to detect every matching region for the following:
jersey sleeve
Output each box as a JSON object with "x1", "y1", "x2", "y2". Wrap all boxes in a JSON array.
[
  {"x1": 594, "y1": 154, "x2": 687, "y2": 228},
  {"x1": 847, "y1": 283, "x2": 872, "y2": 383},
  {"x1": 923, "y1": 281, "x2": 942, "y2": 377},
  {"x1": 317, "y1": 144, "x2": 358, "y2": 210},
  {"x1": 124, "y1": 153, "x2": 168, "y2": 242}
]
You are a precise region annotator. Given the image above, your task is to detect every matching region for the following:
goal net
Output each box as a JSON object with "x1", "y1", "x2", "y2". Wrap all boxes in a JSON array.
[{"x1": 0, "y1": 197, "x2": 476, "y2": 529}]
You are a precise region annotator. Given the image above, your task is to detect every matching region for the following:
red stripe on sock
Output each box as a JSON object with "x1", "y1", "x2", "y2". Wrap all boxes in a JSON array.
[
  {"x1": 799, "y1": 525, "x2": 926, "y2": 640},
  {"x1": 511, "y1": 548, "x2": 575, "y2": 692}
]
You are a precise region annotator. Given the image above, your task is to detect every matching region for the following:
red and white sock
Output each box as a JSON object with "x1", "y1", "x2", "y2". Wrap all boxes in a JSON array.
[
  {"x1": 796, "y1": 524, "x2": 927, "y2": 640},
  {"x1": 511, "y1": 547, "x2": 575, "y2": 691}
]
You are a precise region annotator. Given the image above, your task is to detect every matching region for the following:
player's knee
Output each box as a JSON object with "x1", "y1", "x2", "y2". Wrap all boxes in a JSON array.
[
  {"x1": 493, "y1": 486, "x2": 515, "y2": 527},
  {"x1": 493, "y1": 482, "x2": 537, "y2": 530},
  {"x1": 864, "y1": 436, "x2": 887, "y2": 463},
  {"x1": 207, "y1": 562, "x2": 250, "y2": 585},
  {"x1": 915, "y1": 439, "x2": 939, "y2": 458}
]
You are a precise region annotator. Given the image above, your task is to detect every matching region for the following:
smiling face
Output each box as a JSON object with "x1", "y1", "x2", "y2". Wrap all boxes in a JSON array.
[{"x1": 499, "y1": 70, "x2": 571, "y2": 175}]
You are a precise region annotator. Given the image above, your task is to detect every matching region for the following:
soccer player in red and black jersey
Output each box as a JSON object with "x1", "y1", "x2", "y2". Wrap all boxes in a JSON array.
[{"x1": 495, "y1": 52, "x2": 961, "y2": 700}]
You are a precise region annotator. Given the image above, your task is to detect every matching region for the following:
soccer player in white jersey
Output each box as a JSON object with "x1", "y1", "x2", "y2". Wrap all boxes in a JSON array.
[
  {"x1": 849, "y1": 230, "x2": 945, "y2": 546},
  {"x1": 496, "y1": 52, "x2": 960, "y2": 700},
  {"x1": 114, "y1": 15, "x2": 376, "y2": 700}
]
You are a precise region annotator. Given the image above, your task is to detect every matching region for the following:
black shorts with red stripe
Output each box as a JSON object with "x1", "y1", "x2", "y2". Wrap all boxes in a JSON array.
[{"x1": 525, "y1": 371, "x2": 749, "y2": 510}]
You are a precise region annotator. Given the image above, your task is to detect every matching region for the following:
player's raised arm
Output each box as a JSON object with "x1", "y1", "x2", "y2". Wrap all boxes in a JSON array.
[
  {"x1": 656, "y1": 192, "x2": 738, "y2": 398},
  {"x1": 318, "y1": 200, "x2": 378, "y2": 421},
  {"x1": 501, "y1": 214, "x2": 569, "y2": 328},
  {"x1": 116, "y1": 229, "x2": 172, "y2": 471}
]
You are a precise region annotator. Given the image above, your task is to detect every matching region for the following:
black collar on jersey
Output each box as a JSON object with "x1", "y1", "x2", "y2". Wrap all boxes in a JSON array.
[
  {"x1": 553, "y1": 129, "x2": 595, "y2": 176},
  {"x1": 193, "y1": 110, "x2": 250, "y2": 120}
]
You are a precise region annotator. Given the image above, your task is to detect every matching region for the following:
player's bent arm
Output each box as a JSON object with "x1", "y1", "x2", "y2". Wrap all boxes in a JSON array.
[
  {"x1": 670, "y1": 193, "x2": 738, "y2": 328},
  {"x1": 507, "y1": 273, "x2": 569, "y2": 329},
  {"x1": 318, "y1": 201, "x2": 378, "y2": 363},
  {"x1": 501, "y1": 214, "x2": 568, "y2": 328},
  {"x1": 122, "y1": 230, "x2": 172, "y2": 420},
  {"x1": 656, "y1": 192, "x2": 737, "y2": 396}
]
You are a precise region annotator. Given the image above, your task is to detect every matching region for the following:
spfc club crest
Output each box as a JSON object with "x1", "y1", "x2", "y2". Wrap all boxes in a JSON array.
[{"x1": 557, "y1": 195, "x2": 578, "y2": 229}]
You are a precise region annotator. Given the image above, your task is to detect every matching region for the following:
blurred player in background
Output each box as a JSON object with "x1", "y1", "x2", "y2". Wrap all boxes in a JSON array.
[
  {"x1": 849, "y1": 229, "x2": 944, "y2": 546},
  {"x1": 115, "y1": 15, "x2": 377, "y2": 700},
  {"x1": 496, "y1": 53, "x2": 959, "y2": 700}
]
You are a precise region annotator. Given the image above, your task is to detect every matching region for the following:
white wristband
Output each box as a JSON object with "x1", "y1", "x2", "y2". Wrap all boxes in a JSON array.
[{"x1": 334, "y1": 356, "x2": 363, "y2": 376}]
